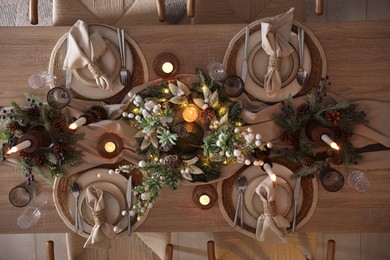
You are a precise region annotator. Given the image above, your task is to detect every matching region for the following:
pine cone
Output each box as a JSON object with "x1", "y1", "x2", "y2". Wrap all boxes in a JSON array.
[
  {"x1": 6, "y1": 121, "x2": 20, "y2": 133},
  {"x1": 201, "y1": 107, "x2": 215, "y2": 121},
  {"x1": 52, "y1": 144, "x2": 65, "y2": 156},
  {"x1": 34, "y1": 155, "x2": 45, "y2": 166},
  {"x1": 280, "y1": 131, "x2": 293, "y2": 144},
  {"x1": 325, "y1": 110, "x2": 341, "y2": 126},
  {"x1": 301, "y1": 156, "x2": 315, "y2": 167},
  {"x1": 53, "y1": 118, "x2": 65, "y2": 131},
  {"x1": 19, "y1": 150, "x2": 31, "y2": 160},
  {"x1": 163, "y1": 154, "x2": 179, "y2": 165},
  {"x1": 297, "y1": 104, "x2": 309, "y2": 117},
  {"x1": 27, "y1": 107, "x2": 40, "y2": 119}
]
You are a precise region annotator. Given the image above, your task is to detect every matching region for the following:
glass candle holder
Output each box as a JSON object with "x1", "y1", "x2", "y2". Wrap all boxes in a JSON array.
[
  {"x1": 97, "y1": 133, "x2": 123, "y2": 159},
  {"x1": 319, "y1": 168, "x2": 344, "y2": 192},
  {"x1": 153, "y1": 52, "x2": 180, "y2": 79}
]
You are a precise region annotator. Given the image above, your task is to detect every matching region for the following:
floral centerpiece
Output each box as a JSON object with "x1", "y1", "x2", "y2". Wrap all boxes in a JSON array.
[
  {"x1": 112, "y1": 70, "x2": 268, "y2": 217},
  {"x1": 272, "y1": 77, "x2": 367, "y2": 177},
  {"x1": 0, "y1": 94, "x2": 83, "y2": 183}
]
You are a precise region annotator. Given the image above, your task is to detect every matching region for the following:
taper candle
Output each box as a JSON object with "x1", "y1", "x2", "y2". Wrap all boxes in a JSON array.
[{"x1": 321, "y1": 134, "x2": 340, "y2": 150}]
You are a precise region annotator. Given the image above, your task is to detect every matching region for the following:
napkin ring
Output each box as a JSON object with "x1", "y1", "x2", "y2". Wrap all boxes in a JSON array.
[
  {"x1": 263, "y1": 200, "x2": 276, "y2": 217},
  {"x1": 268, "y1": 56, "x2": 282, "y2": 72},
  {"x1": 92, "y1": 209, "x2": 106, "y2": 225},
  {"x1": 88, "y1": 62, "x2": 104, "y2": 79}
]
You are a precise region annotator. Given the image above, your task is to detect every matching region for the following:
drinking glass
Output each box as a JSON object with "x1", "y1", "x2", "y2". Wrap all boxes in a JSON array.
[
  {"x1": 28, "y1": 71, "x2": 56, "y2": 89},
  {"x1": 222, "y1": 75, "x2": 245, "y2": 98},
  {"x1": 9, "y1": 181, "x2": 37, "y2": 207},
  {"x1": 348, "y1": 170, "x2": 369, "y2": 192},
  {"x1": 319, "y1": 168, "x2": 344, "y2": 192},
  {"x1": 46, "y1": 86, "x2": 72, "y2": 109},
  {"x1": 206, "y1": 61, "x2": 226, "y2": 81},
  {"x1": 16, "y1": 191, "x2": 51, "y2": 229}
]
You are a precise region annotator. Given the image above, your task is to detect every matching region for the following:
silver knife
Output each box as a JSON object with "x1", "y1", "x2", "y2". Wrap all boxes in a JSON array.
[
  {"x1": 241, "y1": 26, "x2": 249, "y2": 81},
  {"x1": 65, "y1": 69, "x2": 72, "y2": 89},
  {"x1": 292, "y1": 176, "x2": 302, "y2": 233},
  {"x1": 126, "y1": 175, "x2": 133, "y2": 236}
]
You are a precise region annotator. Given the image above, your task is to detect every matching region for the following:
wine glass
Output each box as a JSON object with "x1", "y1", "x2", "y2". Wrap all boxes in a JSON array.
[
  {"x1": 28, "y1": 71, "x2": 56, "y2": 89},
  {"x1": 16, "y1": 191, "x2": 51, "y2": 229},
  {"x1": 206, "y1": 60, "x2": 226, "y2": 81}
]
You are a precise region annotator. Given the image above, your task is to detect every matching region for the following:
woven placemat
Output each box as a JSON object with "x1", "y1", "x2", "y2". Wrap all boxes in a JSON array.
[
  {"x1": 53, "y1": 161, "x2": 149, "y2": 238},
  {"x1": 223, "y1": 20, "x2": 327, "y2": 103},
  {"x1": 48, "y1": 24, "x2": 148, "y2": 104},
  {"x1": 217, "y1": 157, "x2": 318, "y2": 238}
]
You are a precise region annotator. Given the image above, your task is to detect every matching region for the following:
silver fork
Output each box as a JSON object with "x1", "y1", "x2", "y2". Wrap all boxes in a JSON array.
[
  {"x1": 297, "y1": 27, "x2": 308, "y2": 86},
  {"x1": 71, "y1": 182, "x2": 82, "y2": 234},
  {"x1": 233, "y1": 176, "x2": 248, "y2": 228},
  {"x1": 117, "y1": 28, "x2": 131, "y2": 86}
]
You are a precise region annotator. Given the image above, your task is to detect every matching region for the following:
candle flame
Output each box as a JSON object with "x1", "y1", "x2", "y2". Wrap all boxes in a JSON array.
[
  {"x1": 7, "y1": 147, "x2": 18, "y2": 154},
  {"x1": 69, "y1": 123, "x2": 77, "y2": 130},
  {"x1": 330, "y1": 142, "x2": 340, "y2": 150}
]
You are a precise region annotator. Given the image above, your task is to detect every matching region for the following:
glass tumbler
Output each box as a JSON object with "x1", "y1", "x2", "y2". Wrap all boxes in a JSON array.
[
  {"x1": 17, "y1": 206, "x2": 42, "y2": 229},
  {"x1": 46, "y1": 86, "x2": 72, "y2": 109},
  {"x1": 319, "y1": 168, "x2": 344, "y2": 192},
  {"x1": 9, "y1": 181, "x2": 37, "y2": 207},
  {"x1": 348, "y1": 170, "x2": 370, "y2": 192},
  {"x1": 222, "y1": 75, "x2": 245, "y2": 98},
  {"x1": 28, "y1": 71, "x2": 56, "y2": 89}
]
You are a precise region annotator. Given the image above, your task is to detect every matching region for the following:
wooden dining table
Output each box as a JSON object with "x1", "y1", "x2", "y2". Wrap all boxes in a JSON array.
[{"x1": 0, "y1": 21, "x2": 389, "y2": 235}]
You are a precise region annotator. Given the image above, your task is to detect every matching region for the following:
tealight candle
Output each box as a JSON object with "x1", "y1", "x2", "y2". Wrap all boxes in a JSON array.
[
  {"x1": 321, "y1": 134, "x2": 340, "y2": 150},
  {"x1": 7, "y1": 140, "x2": 32, "y2": 154},
  {"x1": 199, "y1": 194, "x2": 211, "y2": 206},
  {"x1": 263, "y1": 163, "x2": 277, "y2": 182},
  {"x1": 161, "y1": 62, "x2": 174, "y2": 74},
  {"x1": 69, "y1": 117, "x2": 87, "y2": 130},
  {"x1": 104, "y1": 141, "x2": 116, "y2": 153},
  {"x1": 182, "y1": 105, "x2": 199, "y2": 122}
]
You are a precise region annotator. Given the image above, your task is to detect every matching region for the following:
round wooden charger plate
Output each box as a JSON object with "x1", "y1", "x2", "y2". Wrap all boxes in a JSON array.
[
  {"x1": 217, "y1": 157, "x2": 318, "y2": 238},
  {"x1": 223, "y1": 20, "x2": 327, "y2": 103},
  {"x1": 48, "y1": 24, "x2": 148, "y2": 104},
  {"x1": 53, "y1": 163, "x2": 149, "y2": 238}
]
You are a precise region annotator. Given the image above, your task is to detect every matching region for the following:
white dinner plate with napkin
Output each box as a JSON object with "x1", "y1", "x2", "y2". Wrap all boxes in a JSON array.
[
  {"x1": 231, "y1": 163, "x2": 303, "y2": 230},
  {"x1": 77, "y1": 181, "x2": 126, "y2": 228},
  {"x1": 235, "y1": 30, "x2": 311, "y2": 103},
  {"x1": 52, "y1": 23, "x2": 134, "y2": 99},
  {"x1": 66, "y1": 168, "x2": 131, "y2": 237}
]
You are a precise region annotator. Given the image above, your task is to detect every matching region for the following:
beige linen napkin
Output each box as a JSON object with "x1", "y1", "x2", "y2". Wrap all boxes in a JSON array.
[
  {"x1": 261, "y1": 8, "x2": 295, "y2": 97},
  {"x1": 255, "y1": 176, "x2": 290, "y2": 244},
  {"x1": 63, "y1": 20, "x2": 114, "y2": 90},
  {"x1": 84, "y1": 186, "x2": 116, "y2": 250}
]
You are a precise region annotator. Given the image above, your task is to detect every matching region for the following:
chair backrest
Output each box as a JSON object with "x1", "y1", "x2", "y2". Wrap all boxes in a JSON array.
[
  {"x1": 326, "y1": 240, "x2": 336, "y2": 260},
  {"x1": 46, "y1": 240, "x2": 55, "y2": 260},
  {"x1": 165, "y1": 240, "x2": 215, "y2": 260}
]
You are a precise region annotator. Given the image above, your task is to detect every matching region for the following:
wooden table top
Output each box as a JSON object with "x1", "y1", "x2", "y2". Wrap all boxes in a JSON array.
[{"x1": 0, "y1": 22, "x2": 389, "y2": 234}]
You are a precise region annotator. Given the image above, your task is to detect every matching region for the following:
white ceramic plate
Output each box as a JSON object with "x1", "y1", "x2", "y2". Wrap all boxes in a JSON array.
[
  {"x1": 55, "y1": 24, "x2": 133, "y2": 99},
  {"x1": 77, "y1": 181, "x2": 126, "y2": 228},
  {"x1": 231, "y1": 163, "x2": 303, "y2": 229},
  {"x1": 67, "y1": 168, "x2": 129, "y2": 236},
  {"x1": 235, "y1": 30, "x2": 311, "y2": 103},
  {"x1": 243, "y1": 175, "x2": 293, "y2": 219}
]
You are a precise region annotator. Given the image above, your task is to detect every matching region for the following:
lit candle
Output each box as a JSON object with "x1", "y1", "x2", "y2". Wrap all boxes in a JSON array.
[
  {"x1": 69, "y1": 117, "x2": 87, "y2": 130},
  {"x1": 263, "y1": 163, "x2": 277, "y2": 182},
  {"x1": 321, "y1": 134, "x2": 340, "y2": 150},
  {"x1": 199, "y1": 194, "x2": 211, "y2": 206},
  {"x1": 182, "y1": 105, "x2": 199, "y2": 123},
  {"x1": 161, "y1": 62, "x2": 174, "y2": 74},
  {"x1": 104, "y1": 141, "x2": 116, "y2": 153},
  {"x1": 7, "y1": 140, "x2": 32, "y2": 154}
]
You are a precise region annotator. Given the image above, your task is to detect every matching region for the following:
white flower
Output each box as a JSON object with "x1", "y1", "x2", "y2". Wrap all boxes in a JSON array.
[
  {"x1": 193, "y1": 84, "x2": 219, "y2": 110},
  {"x1": 168, "y1": 80, "x2": 191, "y2": 104}
]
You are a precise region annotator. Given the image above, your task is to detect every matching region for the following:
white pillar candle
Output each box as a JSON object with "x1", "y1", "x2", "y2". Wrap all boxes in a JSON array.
[
  {"x1": 8, "y1": 140, "x2": 32, "y2": 154},
  {"x1": 321, "y1": 134, "x2": 340, "y2": 150},
  {"x1": 199, "y1": 194, "x2": 211, "y2": 206},
  {"x1": 162, "y1": 62, "x2": 174, "y2": 74},
  {"x1": 69, "y1": 117, "x2": 87, "y2": 130},
  {"x1": 263, "y1": 163, "x2": 277, "y2": 182}
]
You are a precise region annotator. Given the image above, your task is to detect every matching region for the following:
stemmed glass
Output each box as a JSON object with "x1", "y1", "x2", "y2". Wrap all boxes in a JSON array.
[{"x1": 16, "y1": 191, "x2": 51, "y2": 229}]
